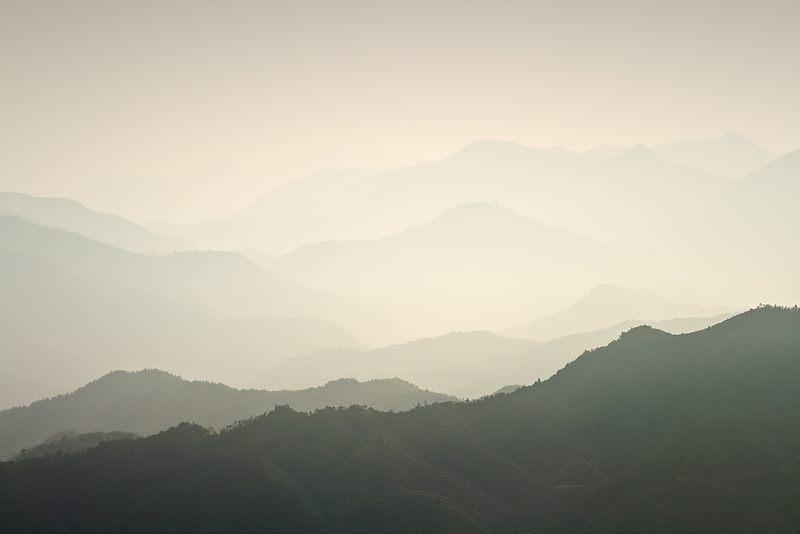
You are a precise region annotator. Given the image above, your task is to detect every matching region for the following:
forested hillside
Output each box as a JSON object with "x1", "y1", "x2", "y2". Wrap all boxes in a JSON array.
[
  {"x1": 2, "y1": 307, "x2": 797, "y2": 533},
  {"x1": 0, "y1": 370, "x2": 456, "y2": 460}
]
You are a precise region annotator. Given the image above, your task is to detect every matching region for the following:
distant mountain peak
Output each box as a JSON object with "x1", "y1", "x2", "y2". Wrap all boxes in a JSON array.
[
  {"x1": 720, "y1": 129, "x2": 746, "y2": 140},
  {"x1": 451, "y1": 139, "x2": 534, "y2": 159},
  {"x1": 625, "y1": 143, "x2": 661, "y2": 157},
  {"x1": 653, "y1": 131, "x2": 776, "y2": 177},
  {"x1": 502, "y1": 284, "x2": 731, "y2": 341},
  {"x1": 418, "y1": 202, "x2": 546, "y2": 233}
]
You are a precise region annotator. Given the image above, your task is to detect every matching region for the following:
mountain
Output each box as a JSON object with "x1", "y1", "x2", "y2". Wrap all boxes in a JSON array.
[
  {"x1": 144, "y1": 167, "x2": 395, "y2": 256},
  {"x1": 2, "y1": 306, "x2": 797, "y2": 532},
  {"x1": 0, "y1": 192, "x2": 194, "y2": 254},
  {"x1": 0, "y1": 243, "x2": 364, "y2": 403},
  {"x1": 653, "y1": 130, "x2": 777, "y2": 178},
  {"x1": 667, "y1": 149, "x2": 800, "y2": 306},
  {"x1": 285, "y1": 141, "x2": 731, "y2": 247},
  {"x1": 257, "y1": 331, "x2": 543, "y2": 398},
  {"x1": 0, "y1": 217, "x2": 414, "y2": 398},
  {"x1": 580, "y1": 143, "x2": 630, "y2": 161},
  {"x1": 706, "y1": 148, "x2": 800, "y2": 251},
  {"x1": 72, "y1": 150, "x2": 413, "y2": 225},
  {"x1": 502, "y1": 284, "x2": 734, "y2": 341},
  {"x1": 0, "y1": 370, "x2": 457, "y2": 460},
  {"x1": 0, "y1": 216, "x2": 411, "y2": 348},
  {"x1": 271, "y1": 202, "x2": 629, "y2": 335},
  {"x1": 153, "y1": 139, "x2": 733, "y2": 258},
  {"x1": 260, "y1": 314, "x2": 733, "y2": 398}
]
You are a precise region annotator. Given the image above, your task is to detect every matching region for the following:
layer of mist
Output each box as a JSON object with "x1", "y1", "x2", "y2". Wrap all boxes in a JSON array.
[{"x1": 2, "y1": 133, "x2": 795, "y2": 406}]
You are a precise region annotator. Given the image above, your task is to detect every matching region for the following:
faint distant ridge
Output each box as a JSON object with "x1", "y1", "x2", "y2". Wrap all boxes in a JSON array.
[
  {"x1": 0, "y1": 192, "x2": 194, "y2": 254},
  {"x1": 502, "y1": 284, "x2": 735, "y2": 341},
  {"x1": 72, "y1": 149, "x2": 414, "y2": 225},
  {"x1": 581, "y1": 144, "x2": 630, "y2": 161},
  {"x1": 271, "y1": 201, "x2": 603, "y2": 335},
  {"x1": 262, "y1": 313, "x2": 736, "y2": 399},
  {"x1": 0, "y1": 369, "x2": 457, "y2": 461},
  {"x1": 147, "y1": 135, "x2": 735, "y2": 260},
  {"x1": 682, "y1": 148, "x2": 800, "y2": 278},
  {"x1": 653, "y1": 130, "x2": 777, "y2": 178},
  {"x1": 448, "y1": 138, "x2": 534, "y2": 160},
  {"x1": 610, "y1": 143, "x2": 664, "y2": 165}
]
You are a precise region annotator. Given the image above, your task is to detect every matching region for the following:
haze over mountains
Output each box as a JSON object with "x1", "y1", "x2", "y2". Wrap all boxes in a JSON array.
[
  {"x1": 140, "y1": 133, "x2": 785, "y2": 337},
  {"x1": 0, "y1": 125, "x2": 795, "y2": 534},
  {"x1": 73, "y1": 149, "x2": 413, "y2": 225},
  {"x1": 652, "y1": 130, "x2": 777, "y2": 178},
  {"x1": 272, "y1": 202, "x2": 617, "y2": 334},
  {"x1": 0, "y1": 192, "x2": 194, "y2": 255},
  {"x1": 0, "y1": 216, "x2": 414, "y2": 401},
  {"x1": 260, "y1": 313, "x2": 734, "y2": 399},
  {"x1": 4, "y1": 1, "x2": 798, "y2": 529},
  {"x1": 151, "y1": 138, "x2": 734, "y2": 255},
  {"x1": 129, "y1": 133, "x2": 799, "y2": 320},
  {"x1": 2, "y1": 131, "x2": 794, "y2": 408},
  {"x1": 502, "y1": 284, "x2": 733, "y2": 342}
]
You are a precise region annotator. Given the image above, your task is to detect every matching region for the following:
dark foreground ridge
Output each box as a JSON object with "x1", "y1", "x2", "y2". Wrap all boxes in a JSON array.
[{"x1": 1, "y1": 306, "x2": 799, "y2": 533}]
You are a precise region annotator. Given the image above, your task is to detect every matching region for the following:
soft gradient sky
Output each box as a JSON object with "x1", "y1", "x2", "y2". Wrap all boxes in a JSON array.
[{"x1": 1, "y1": 0, "x2": 798, "y2": 194}]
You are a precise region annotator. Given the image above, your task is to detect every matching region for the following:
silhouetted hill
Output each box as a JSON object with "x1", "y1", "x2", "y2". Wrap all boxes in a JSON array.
[
  {"x1": 0, "y1": 370, "x2": 456, "y2": 460},
  {"x1": 0, "y1": 192, "x2": 194, "y2": 254},
  {"x1": 272, "y1": 202, "x2": 624, "y2": 335},
  {"x1": 502, "y1": 284, "x2": 734, "y2": 341},
  {"x1": 654, "y1": 130, "x2": 777, "y2": 178},
  {"x1": 2, "y1": 306, "x2": 797, "y2": 532}
]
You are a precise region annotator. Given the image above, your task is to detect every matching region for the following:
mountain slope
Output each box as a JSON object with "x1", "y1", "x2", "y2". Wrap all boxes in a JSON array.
[
  {"x1": 1, "y1": 306, "x2": 798, "y2": 532},
  {"x1": 0, "y1": 244, "x2": 364, "y2": 402},
  {"x1": 0, "y1": 370, "x2": 456, "y2": 460},
  {"x1": 72, "y1": 150, "x2": 413, "y2": 225},
  {"x1": 502, "y1": 284, "x2": 734, "y2": 341},
  {"x1": 145, "y1": 167, "x2": 394, "y2": 255},
  {"x1": 156, "y1": 139, "x2": 733, "y2": 257},
  {"x1": 311, "y1": 140, "x2": 730, "y2": 247},
  {"x1": 0, "y1": 216, "x2": 412, "y2": 348},
  {"x1": 260, "y1": 314, "x2": 733, "y2": 398},
  {"x1": 272, "y1": 202, "x2": 624, "y2": 335},
  {"x1": 653, "y1": 130, "x2": 777, "y2": 178},
  {"x1": 257, "y1": 331, "x2": 543, "y2": 398},
  {"x1": 0, "y1": 192, "x2": 194, "y2": 254},
  {"x1": 670, "y1": 149, "x2": 800, "y2": 305}
]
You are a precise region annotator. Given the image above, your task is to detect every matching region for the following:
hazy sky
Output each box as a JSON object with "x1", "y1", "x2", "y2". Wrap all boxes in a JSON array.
[{"x1": 1, "y1": 0, "x2": 798, "y2": 193}]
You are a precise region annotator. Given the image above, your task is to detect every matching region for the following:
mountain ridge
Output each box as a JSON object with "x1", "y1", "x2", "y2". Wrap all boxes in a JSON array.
[
  {"x1": 2, "y1": 306, "x2": 797, "y2": 532},
  {"x1": 0, "y1": 369, "x2": 457, "y2": 461},
  {"x1": 502, "y1": 284, "x2": 735, "y2": 341}
]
